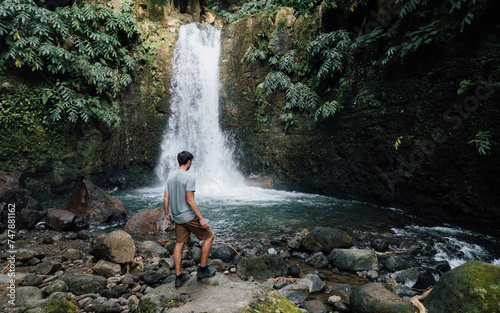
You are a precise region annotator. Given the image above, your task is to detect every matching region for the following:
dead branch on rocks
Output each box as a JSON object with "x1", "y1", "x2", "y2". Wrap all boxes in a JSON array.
[
  {"x1": 410, "y1": 288, "x2": 432, "y2": 313},
  {"x1": 270, "y1": 277, "x2": 301, "y2": 283}
]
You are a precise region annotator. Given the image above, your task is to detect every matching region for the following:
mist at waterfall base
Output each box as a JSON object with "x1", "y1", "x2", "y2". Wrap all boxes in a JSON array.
[{"x1": 39, "y1": 23, "x2": 500, "y2": 270}]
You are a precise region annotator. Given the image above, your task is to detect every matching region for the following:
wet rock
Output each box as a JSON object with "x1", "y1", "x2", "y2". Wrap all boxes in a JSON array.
[
  {"x1": 394, "y1": 267, "x2": 436, "y2": 289},
  {"x1": 278, "y1": 283, "x2": 310, "y2": 305},
  {"x1": 424, "y1": 260, "x2": 500, "y2": 313},
  {"x1": 208, "y1": 259, "x2": 225, "y2": 271},
  {"x1": 288, "y1": 229, "x2": 309, "y2": 250},
  {"x1": 325, "y1": 283, "x2": 352, "y2": 298},
  {"x1": 237, "y1": 254, "x2": 287, "y2": 280},
  {"x1": 124, "y1": 206, "x2": 173, "y2": 233},
  {"x1": 0, "y1": 171, "x2": 46, "y2": 232},
  {"x1": 191, "y1": 246, "x2": 202, "y2": 263},
  {"x1": 211, "y1": 244, "x2": 237, "y2": 262},
  {"x1": 77, "y1": 229, "x2": 93, "y2": 240},
  {"x1": 349, "y1": 283, "x2": 417, "y2": 313},
  {"x1": 377, "y1": 253, "x2": 420, "y2": 272},
  {"x1": 273, "y1": 278, "x2": 292, "y2": 289},
  {"x1": 43, "y1": 279, "x2": 68, "y2": 296},
  {"x1": 0, "y1": 286, "x2": 42, "y2": 307},
  {"x1": 93, "y1": 259, "x2": 122, "y2": 278},
  {"x1": 46, "y1": 208, "x2": 88, "y2": 232},
  {"x1": 33, "y1": 260, "x2": 63, "y2": 275},
  {"x1": 392, "y1": 284, "x2": 419, "y2": 298},
  {"x1": 60, "y1": 275, "x2": 107, "y2": 295},
  {"x1": 305, "y1": 252, "x2": 329, "y2": 268},
  {"x1": 371, "y1": 238, "x2": 392, "y2": 252},
  {"x1": 303, "y1": 299, "x2": 329, "y2": 313},
  {"x1": 63, "y1": 248, "x2": 83, "y2": 261},
  {"x1": 136, "y1": 240, "x2": 169, "y2": 258},
  {"x1": 16, "y1": 247, "x2": 45, "y2": 263},
  {"x1": 328, "y1": 249, "x2": 378, "y2": 271},
  {"x1": 90, "y1": 230, "x2": 135, "y2": 264},
  {"x1": 301, "y1": 227, "x2": 353, "y2": 254},
  {"x1": 297, "y1": 274, "x2": 325, "y2": 293},
  {"x1": 60, "y1": 180, "x2": 128, "y2": 224},
  {"x1": 21, "y1": 275, "x2": 45, "y2": 286},
  {"x1": 287, "y1": 263, "x2": 301, "y2": 277}
]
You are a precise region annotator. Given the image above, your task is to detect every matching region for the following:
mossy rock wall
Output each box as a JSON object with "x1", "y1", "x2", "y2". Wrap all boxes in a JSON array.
[{"x1": 219, "y1": 2, "x2": 500, "y2": 232}]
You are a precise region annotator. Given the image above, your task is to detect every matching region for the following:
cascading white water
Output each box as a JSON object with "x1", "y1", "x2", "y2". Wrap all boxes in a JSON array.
[{"x1": 156, "y1": 23, "x2": 244, "y2": 194}]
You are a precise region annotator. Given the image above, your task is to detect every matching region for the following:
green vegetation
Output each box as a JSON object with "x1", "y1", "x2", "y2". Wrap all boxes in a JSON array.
[
  {"x1": 44, "y1": 297, "x2": 78, "y2": 313},
  {"x1": 0, "y1": 0, "x2": 139, "y2": 126},
  {"x1": 469, "y1": 131, "x2": 492, "y2": 155},
  {"x1": 212, "y1": 0, "x2": 485, "y2": 127}
]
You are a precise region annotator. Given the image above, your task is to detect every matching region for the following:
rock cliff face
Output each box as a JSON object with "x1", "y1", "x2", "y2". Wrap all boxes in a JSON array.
[{"x1": 218, "y1": 2, "x2": 500, "y2": 231}]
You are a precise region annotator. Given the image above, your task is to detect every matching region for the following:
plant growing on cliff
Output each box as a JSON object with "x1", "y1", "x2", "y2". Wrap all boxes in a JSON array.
[
  {"x1": 0, "y1": 0, "x2": 139, "y2": 126},
  {"x1": 469, "y1": 131, "x2": 492, "y2": 155}
]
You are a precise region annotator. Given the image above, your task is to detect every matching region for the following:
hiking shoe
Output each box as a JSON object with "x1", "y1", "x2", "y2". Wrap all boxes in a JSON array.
[
  {"x1": 197, "y1": 268, "x2": 216, "y2": 279},
  {"x1": 175, "y1": 274, "x2": 190, "y2": 288}
]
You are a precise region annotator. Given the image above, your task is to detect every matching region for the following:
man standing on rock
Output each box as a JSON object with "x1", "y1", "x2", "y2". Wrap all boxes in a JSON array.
[{"x1": 163, "y1": 151, "x2": 216, "y2": 288}]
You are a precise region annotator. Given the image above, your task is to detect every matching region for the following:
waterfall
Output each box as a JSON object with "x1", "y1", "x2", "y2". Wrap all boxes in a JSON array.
[{"x1": 156, "y1": 23, "x2": 244, "y2": 195}]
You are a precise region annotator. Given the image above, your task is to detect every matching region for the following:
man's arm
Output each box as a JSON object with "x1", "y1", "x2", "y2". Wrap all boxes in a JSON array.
[
  {"x1": 186, "y1": 191, "x2": 208, "y2": 229},
  {"x1": 163, "y1": 191, "x2": 171, "y2": 221}
]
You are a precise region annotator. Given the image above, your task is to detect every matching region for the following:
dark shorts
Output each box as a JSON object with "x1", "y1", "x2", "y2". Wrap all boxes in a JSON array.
[{"x1": 175, "y1": 217, "x2": 213, "y2": 244}]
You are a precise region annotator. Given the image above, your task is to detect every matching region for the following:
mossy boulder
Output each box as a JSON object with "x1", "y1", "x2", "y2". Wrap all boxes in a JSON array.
[
  {"x1": 424, "y1": 260, "x2": 500, "y2": 313},
  {"x1": 237, "y1": 254, "x2": 287, "y2": 280},
  {"x1": 245, "y1": 287, "x2": 302, "y2": 312}
]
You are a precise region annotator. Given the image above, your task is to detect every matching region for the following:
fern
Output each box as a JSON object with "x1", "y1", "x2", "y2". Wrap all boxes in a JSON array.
[
  {"x1": 285, "y1": 82, "x2": 318, "y2": 112},
  {"x1": 307, "y1": 30, "x2": 352, "y2": 78},
  {"x1": 244, "y1": 44, "x2": 267, "y2": 63},
  {"x1": 0, "y1": 0, "x2": 139, "y2": 126},
  {"x1": 263, "y1": 71, "x2": 292, "y2": 94},
  {"x1": 313, "y1": 100, "x2": 343, "y2": 121}
]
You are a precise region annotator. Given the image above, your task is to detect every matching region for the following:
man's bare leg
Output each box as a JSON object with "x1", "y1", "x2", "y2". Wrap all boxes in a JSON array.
[
  {"x1": 174, "y1": 242, "x2": 184, "y2": 275},
  {"x1": 200, "y1": 234, "x2": 215, "y2": 268}
]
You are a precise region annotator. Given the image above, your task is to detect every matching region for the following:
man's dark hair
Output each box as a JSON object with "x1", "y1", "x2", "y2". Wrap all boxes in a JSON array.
[{"x1": 178, "y1": 151, "x2": 194, "y2": 165}]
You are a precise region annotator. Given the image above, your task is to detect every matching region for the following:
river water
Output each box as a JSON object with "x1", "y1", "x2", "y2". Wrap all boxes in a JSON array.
[{"x1": 40, "y1": 22, "x2": 500, "y2": 271}]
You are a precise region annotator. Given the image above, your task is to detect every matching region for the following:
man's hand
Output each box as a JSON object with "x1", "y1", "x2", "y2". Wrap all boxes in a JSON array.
[{"x1": 199, "y1": 217, "x2": 209, "y2": 229}]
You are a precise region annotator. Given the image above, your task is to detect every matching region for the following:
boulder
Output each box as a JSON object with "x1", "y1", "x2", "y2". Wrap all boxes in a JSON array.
[
  {"x1": 63, "y1": 248, "x2": 83, "y2": 261},
  {"x1": 349, "y1": 283, "x2": 417, "y2": 313},
  {"x1": 0, "y1": 171, "x2": 46, "y2": 232},
  {"x1": 93, "y1": 259, "x2": 122, "y2": 278},
  {"x1": 136, "y1": 240, "x2": 169, "y2": 258},
  {"x1": 304, "y1": 300, "x2": 329, "y2": 313},
  {"x1": 297, "y1": 274, "x2": 325, "y2": 293},
  {"x1": 301, "y1": 227, "x2": 353, "y2": 254},
  {"x1": 43, "y1": 280, "x2": 68, "y2": 296},
  {"x1": 424, "y1": 260, "x2": 500, "y2": 313},
  {"x1": 211, "y1": 244, "x2": 237, "y2": 262},
  {"x1": 59, "y1": 275, "x2": 107, "y2": 295},
  {"x1": 15, "y1": 247, "x2": 45, "y2": 263},
  {"x1": 278, "y1": 284, "x2": 310, "y2": 305},
  {"x1": 0, "y1": 286, "x2": 42, "y2": 307},
  {"x1": 46, "y1": 209, "x2": 88, "y2": 232},
  {"x1": 89, "y1": 230, "x2": 135, "y2": 264},
  {"x1": 59, "y1": 180, "x2": 127, "y2": 224},
  {"x1": 305, "y1": 252, "x2": 329, "y2": 268},
  {"x1": 237, "y1": 254, "x2": 287, "y2": 280},
  {"x1": 328, "y1": 249, "x2": 378, "y2": 271},
  {"x1": 393, "y1": 267, "x2": 436, "y2": 289},
  {"x1": 124, "y1": 206, "x2": 174, "y2": 233}
]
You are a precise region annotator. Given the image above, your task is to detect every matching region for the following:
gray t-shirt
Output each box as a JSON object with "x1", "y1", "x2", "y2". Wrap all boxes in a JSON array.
[{"x1": 165, "y1": 169, "x2": 196, "y2": 224}]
